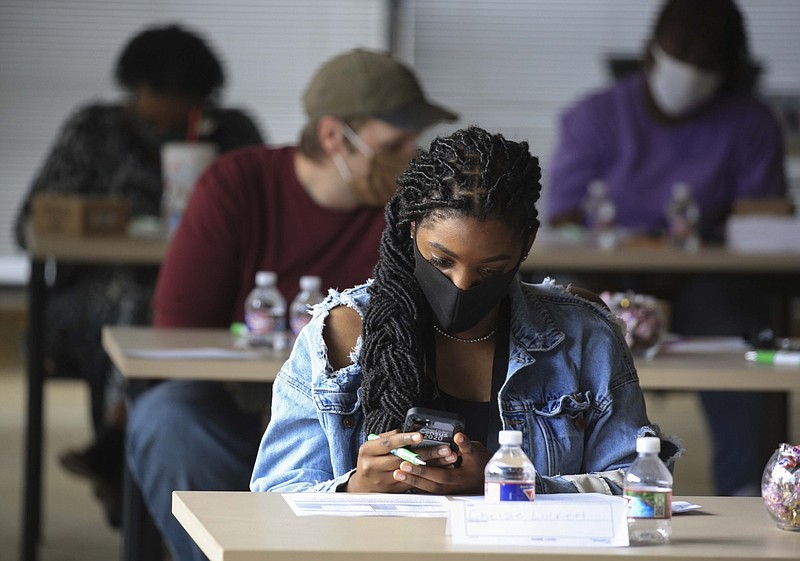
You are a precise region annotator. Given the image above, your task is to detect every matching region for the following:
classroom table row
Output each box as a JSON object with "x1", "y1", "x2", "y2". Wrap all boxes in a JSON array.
[
  {"x1": 103, "y1": 325, "x2": 800, "y2": 394},
  {"x1": 104, "y1": 323, "x2": 800, "y2": 561},
  {"x1": 172, "y1": 491, "x2": 799, "y2": 561},
  {"x1": 21, "y1": 230, "x2": 800, "y2": 561}
]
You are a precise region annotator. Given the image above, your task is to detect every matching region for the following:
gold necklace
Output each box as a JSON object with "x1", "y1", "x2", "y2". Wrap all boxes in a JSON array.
[{"x1": 433, "y1": 324, "x2": 496, "y2": 343}]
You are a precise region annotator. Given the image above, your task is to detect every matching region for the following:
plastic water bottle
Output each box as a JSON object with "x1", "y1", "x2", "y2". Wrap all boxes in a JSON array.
[
  {"x1": 484, "y1": 430, "x2": 536, "y2": 501},
  {"x1": 582, "y1": 180, "x2": 617, "y2": 250},
  {"x1": 289, "y1": 275, "x2": 324, "y2": 340},
  {"x1": 666, "y1": 182, "x2": 700, "y2": 252},
  {"x1": 624, "y1": 436, "x2": 673, "y2": 544},
  {"x1": 244, "y1": 271, "x2": 287, "y2": 351}
]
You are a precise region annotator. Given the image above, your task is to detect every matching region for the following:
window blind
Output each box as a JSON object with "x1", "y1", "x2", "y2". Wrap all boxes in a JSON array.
[{"x1": 0, "y1": 0, "x2": 389, "y2": 281}]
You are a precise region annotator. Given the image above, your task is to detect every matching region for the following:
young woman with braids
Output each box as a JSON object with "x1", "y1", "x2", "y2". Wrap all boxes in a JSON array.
[{"x1": 251, "y1": 126, "x2": 679, "y2": 496}]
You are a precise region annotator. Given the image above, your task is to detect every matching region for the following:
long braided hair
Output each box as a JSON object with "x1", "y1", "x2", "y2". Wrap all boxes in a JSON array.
[{"x1": 360, "y1": 126, "x2": 542, "y2": 435}]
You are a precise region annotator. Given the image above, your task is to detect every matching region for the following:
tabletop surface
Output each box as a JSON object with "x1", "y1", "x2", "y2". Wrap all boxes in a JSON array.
[
  {"x1": 27, "y1": 231, "x2": 168, "y2": 263},
  {"x1": 102, "y1": 326, "x2": 287, "y2": 381},
  {"x1": 172, "y1": 491, "x2": 800, "y2": 561},
  {"x1": 25, "y1": 228, "x2": 800, "y2": 272},
  {"x1": 102, "y1": 326, "x2": 799, "y2": 391},
  {"x1": 635, "y1": 348, "x2": 800, "y2": 391},
  {"x1": 520, "y1": 231, "x2": 800, "y2": 273}
]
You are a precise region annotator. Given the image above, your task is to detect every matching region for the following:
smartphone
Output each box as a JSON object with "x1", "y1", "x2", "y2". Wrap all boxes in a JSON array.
[{"x1": 402, "y1": 407, "x2": 465, "y2": 452}]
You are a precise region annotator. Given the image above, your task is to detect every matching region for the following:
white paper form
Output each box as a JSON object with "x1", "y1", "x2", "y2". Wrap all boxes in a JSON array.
[
  {"x1": 661, "y1": 336, "x2": 750, "y2": 354},
  {"x1": 124, "y1": 348, "x2": 264, "y2": 360},
  {"x1": 449, "y1": 493, "x2": 629, "y2": 547},
  {"x1": 282, "y1": 493, "x2": 451, "y2": 517}
]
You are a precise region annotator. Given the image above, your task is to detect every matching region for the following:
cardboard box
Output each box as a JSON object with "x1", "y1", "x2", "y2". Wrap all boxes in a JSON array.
[
  {"x1": 732, "y1": 197, "x2": 794, "y2": 216},
  {"x1": 31, "y1": 193, "x2": 130, "y2": 236}
]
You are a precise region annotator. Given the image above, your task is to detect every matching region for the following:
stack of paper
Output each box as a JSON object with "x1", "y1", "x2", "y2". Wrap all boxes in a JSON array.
[{"x1": 726, "y1": 215, "x2": 800, "y2": 252}]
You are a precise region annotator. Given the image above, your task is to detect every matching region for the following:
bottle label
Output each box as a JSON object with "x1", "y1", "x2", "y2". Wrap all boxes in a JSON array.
[
  {"x1": 484, "y1": 481, "x2": 536, "y2": 502},
  {"x1": 623, "y1": 488, "x2": 672, "y2": 519},
  {"x1": 245, "y1": 310, "x2": 275, "y2": 336}
]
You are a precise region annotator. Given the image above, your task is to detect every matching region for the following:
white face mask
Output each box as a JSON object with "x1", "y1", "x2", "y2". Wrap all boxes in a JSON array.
[
  {"x1": 647, "y1": 43, "x2": 722, "y2": 118},
  {"x1": 332, "y1": 122, "x2": 374, "y2": 183},
  {"x1": 333, "y1": 122, "x2": 410, "y2": 206}
]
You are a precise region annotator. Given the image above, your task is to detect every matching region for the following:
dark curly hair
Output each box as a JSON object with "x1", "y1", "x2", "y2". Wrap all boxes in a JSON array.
[
  {"x1": 360, "y1": 126, "x2": 542, "y2": 435},
  {"x1": 115, "y1": 24, "x2": 224, "y2": 98}
]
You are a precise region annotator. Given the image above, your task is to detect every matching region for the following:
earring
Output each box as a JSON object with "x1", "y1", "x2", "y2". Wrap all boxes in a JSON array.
[{"x1": 522, "y1": 252, "x2": 529, "y2": 261}]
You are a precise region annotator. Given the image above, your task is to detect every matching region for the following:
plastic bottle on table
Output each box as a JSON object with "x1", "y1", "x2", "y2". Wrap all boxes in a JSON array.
[
  {"x1": 244, "y1": 271, "x2": 287, "y2": 350},
  {"x1": 582, "y1": 179, "x2": 617, "y2": 250},
  {"x1": 624, "y1": 436, "x2": 673, "y2": 544},
  {"x1": 289, "y1": 275, "x2": 324, "y2": 340},
  {"x1": 666, "y1": 181, "x2": 700, "y2": 252},
  {"x1": 484, "y1": 430, "x2": 536, "y2": 501}
]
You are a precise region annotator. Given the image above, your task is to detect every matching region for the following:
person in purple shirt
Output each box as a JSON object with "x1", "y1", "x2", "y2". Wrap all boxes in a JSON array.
[
  {"x1": 546, "y1": 0, "x2": 788, "y2": 497},
  {"x1": 547, "y1": 1, "x2": 786, "y2": 240}
]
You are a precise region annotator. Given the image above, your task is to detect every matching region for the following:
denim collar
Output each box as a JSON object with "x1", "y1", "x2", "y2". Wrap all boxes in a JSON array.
[{"x1": 507, "y1": 278, "x2": 565, "y2": 357}]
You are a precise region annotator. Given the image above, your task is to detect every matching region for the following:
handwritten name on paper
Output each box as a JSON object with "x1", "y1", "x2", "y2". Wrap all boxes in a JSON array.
[{"x1": 449, "y1": 495, "x2": 629, "y2": 547}]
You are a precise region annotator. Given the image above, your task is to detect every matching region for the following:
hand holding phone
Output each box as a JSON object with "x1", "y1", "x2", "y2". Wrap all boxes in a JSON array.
[{"x1": 402, "y1": 407, "x2": 465, "y2": 453}]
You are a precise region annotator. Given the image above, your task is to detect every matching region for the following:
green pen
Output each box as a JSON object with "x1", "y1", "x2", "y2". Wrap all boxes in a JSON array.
[
  {"x1": 367, "y1": 433, "x2": 426, "y2": 466},
  {"x1": 745, "y1": 350, "x2": 800, "y2": 367}
]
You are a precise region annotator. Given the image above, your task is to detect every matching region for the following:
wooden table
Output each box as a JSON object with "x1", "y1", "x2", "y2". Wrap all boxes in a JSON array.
[
  {"x1": 24, "y1": 233, "x2": 797, "y2": 561},
  {"x1": 103, "y1": 327, "x2": 800, "y2": 437},
  {"x1": 101, "y1": 325, "x2": 285, "y2": 561},
  {"x1": 102, "y1": 326, "x2": 287, "y2": 381},
  {"x1": 636, "y1": 350, "x2": 800, "y2": 393},
  {"x1": 103, "y1": 329, "x2": 799, "y2": 561},
  {"x1": 172, "y1": 491, "x2": 800, "y2": 561},
  {"x1": 21, "y1": 232, "x2": 167, "y2": 561},
  {"x1": 520, "y1": 235, "x2": 800, "y2": 274},
  {"x1": 103, "y1": 327, "x2": 799, "y2": 392}
]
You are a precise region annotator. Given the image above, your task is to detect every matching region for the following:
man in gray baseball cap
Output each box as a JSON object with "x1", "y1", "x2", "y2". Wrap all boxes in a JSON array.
[
  {"x1": 126, "y1": 48, "x2": 457, "y2": 561},
  {"x1": 304, "y1": 47, "x2": 457, "y2": 130},
  {"x1": 297, "y1": 48, "x2": 457, "y2": 206}
]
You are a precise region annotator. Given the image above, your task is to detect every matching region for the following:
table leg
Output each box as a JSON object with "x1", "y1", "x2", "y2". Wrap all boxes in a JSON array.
[{"x1": 21, "y1": 259, "x2": 46, "y2": 561}]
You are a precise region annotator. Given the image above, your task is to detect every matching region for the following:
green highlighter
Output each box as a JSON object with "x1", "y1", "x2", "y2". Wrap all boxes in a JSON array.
[{"x1": 367, "y1": 433, "x2": 426, "y2": 466}]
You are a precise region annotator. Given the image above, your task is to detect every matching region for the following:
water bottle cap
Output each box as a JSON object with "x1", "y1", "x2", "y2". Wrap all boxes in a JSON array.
[
  {"x1": 672, "y1": 182, "x2": 691, "y2": 199},
  {"x1": 255, "y1": 271, "x2": 277, "y2": 287},
  {"x1": 588, "y1": 179, "x2": 607, "y2": 196},
  {"x1": 498, "y1": 430, "x2": 522, "y2": 446},
  {"x1": 299, "y1": 275, "x2": 322, "y2": 291},
  {"x1": 636, "y1": 436, "x2": 661, "y2": 453}
]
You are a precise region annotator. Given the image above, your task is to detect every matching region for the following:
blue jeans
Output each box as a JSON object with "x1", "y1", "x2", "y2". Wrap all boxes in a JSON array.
[
  {"x1": 671, "y1": 276, "x2": 774, "y2": 496},
  {"x1": 126, "y1": 381, "x2": 263, "y2": 561},
  {"x1": 699, "y1": 391, "x2": 764, "y2": 495}
]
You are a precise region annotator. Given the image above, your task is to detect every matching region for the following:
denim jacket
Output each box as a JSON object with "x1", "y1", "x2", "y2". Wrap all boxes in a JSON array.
[{"x1": 251, "y1": 278, "x2": 678, "y2": 495}]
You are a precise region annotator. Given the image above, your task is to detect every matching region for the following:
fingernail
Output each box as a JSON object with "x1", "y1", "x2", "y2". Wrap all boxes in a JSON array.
[
  {"x1": 400, "y1": 462, "x2": 413, "y2": 472},
  {"x1": 411, "y1": 433, "x2": 422, "y2": 442},
  {"x1": 394, "y1": 470, "x2": 406, "y2": 481},
  {"x1": 438, "y1": 447, "x2": 450, "y2": 456}
]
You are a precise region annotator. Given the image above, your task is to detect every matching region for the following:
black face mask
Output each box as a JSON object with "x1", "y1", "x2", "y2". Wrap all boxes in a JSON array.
[{"x1": 413, "y1": 242, "x2": 519, "y2": 333}]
